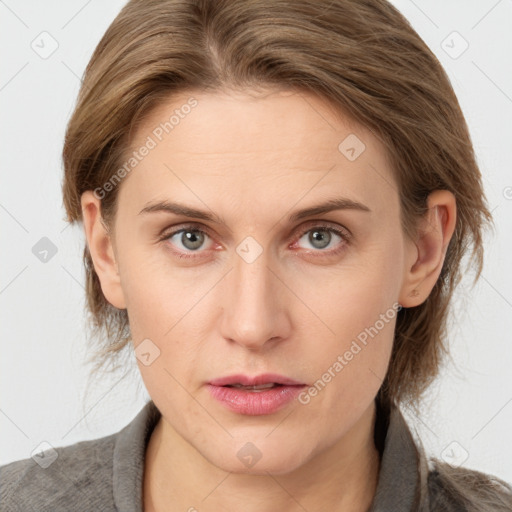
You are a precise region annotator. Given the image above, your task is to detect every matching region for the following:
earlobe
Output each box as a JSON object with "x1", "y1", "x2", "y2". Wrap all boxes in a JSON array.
[
  {"x1": 399, "y1": 190, "x2": 456, "y2": 308},
  {"x1": 81, "y1": 190, "x2": 126, "y2": 309}
]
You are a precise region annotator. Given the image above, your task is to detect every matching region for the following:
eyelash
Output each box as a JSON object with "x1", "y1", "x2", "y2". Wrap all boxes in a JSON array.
[{"x1": 158, "y1": 222, "x2": 351, "y2": 260}]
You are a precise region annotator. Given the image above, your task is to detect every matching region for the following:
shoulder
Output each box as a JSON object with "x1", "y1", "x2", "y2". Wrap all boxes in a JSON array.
[
  {"x1": 426, "y1": 459, "x2": 512, "y2": 512},
  {"x1": 0, "y1": 432, "x2": 117, "y2": 512}
]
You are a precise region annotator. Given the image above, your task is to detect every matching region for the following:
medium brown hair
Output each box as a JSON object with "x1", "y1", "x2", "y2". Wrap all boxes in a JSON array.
[{"x1": 62, "y1": 0, "x2": 491, "y2": 409}]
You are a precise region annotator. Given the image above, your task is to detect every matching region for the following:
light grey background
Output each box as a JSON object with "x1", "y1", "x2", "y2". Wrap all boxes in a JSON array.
[{"x1": 1, "y1": 0, "x2": 511, "y2": 483}]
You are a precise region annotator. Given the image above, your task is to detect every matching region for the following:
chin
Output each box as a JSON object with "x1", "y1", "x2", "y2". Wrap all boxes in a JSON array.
[{"x1": 204, "y1": 438, "x2": 313, "y2": 476}]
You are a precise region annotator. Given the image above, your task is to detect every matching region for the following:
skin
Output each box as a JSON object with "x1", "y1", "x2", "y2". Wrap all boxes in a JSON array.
[{"x1": 81, "y1": 88, "x2": 456, "y2": 512}]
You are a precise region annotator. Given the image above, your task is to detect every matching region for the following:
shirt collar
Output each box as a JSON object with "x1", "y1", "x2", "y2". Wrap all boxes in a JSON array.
[
  {"x1": 113, "y1": 399, "x2": 161, "y2": 512},
  {"x1": 112, "y1": 399, "x2": 429, "y2": 512},
  {"x1": 368, "y1": 401, "x2": 430, "y2": 511}
]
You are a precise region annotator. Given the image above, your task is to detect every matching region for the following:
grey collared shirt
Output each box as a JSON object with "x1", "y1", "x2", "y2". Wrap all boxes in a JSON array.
[{"x1": 1, "y1": 400, "x2": 509, "y2": 511}]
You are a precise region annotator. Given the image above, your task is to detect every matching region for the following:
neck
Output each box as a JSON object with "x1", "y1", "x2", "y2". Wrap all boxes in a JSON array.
[{"x1": 144, "y1": 401, "x2": 380, "y2": 512}]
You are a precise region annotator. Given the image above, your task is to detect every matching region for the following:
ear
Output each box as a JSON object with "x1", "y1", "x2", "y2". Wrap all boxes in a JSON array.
[
  {"x1": 399, "y1": 190, "x2": 457, "y2": 308},
  {"x1": 81, "y1": 190, "x2": 126, "y2": 309}
]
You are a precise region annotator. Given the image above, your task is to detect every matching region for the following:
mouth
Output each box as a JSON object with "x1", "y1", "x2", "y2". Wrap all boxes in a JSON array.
[
  {"x1": 208, "y1": 373, "x2": 306, "y2": 387},
  {"x1": 224, "y1": 382, "x2": 284, "y2": 392},
  {"x1": 207, "y1": 373, "x2": 307, "y2": 415}
]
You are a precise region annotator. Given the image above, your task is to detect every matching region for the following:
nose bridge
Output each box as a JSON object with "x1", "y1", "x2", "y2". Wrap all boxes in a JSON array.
[{"x1": 220, "y1": 242, "x2": 287, "y2": 349}]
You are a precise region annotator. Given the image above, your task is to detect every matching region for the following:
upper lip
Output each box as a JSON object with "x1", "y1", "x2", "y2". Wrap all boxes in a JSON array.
[{"x1": 209, "y1": 373, "x2": 305, "y2": 386}]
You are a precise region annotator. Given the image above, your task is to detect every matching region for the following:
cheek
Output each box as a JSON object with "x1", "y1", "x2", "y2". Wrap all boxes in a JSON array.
[
  {"x1": 296, "y1": 301, "x2": 396, "y2": 428},
  {"x1": 115, "y1": 241, "x2": 181, "y2": 333},
  {"x1": 118, "y1": 249, "x2": 215, "y2": 376},
  {"x1": 296, "y1": 239, "x2": 403, "y2": 342},
  {"x1": 292, "y1": 238, "x2": 402, "y2": 406}
]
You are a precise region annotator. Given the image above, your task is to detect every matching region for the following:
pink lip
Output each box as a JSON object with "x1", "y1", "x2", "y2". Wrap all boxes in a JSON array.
[
  {"x1": 207, "y1": 373, "x2": 306, "y2": 416},
  {"x1": 208, "y1": 373, "x2": 305, "y2": 387}
]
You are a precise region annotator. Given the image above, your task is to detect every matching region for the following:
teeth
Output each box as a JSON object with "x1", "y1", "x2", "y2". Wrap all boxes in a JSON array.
[{"x1": 230, "y1": 383, "x2": 278, "y2": 390}]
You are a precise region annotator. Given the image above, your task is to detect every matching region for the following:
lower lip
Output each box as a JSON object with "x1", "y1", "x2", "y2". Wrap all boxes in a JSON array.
[{"x1": 207, "y1": 384, "x2": 306, "y2": 415}]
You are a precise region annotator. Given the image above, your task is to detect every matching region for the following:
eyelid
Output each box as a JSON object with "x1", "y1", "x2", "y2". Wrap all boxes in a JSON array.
[
  {"x1": 292, "y1": 219, "x2": 352, "y2": 241},
  {"x1": 158, "y1": 222, "x2": 215, "y2": 243},
  {"x1": 160, "y1": 219, "x2": 351, "y2": 239},
  {"x1": 159, "y1": 220, "x2": 351, "y2": 256}
]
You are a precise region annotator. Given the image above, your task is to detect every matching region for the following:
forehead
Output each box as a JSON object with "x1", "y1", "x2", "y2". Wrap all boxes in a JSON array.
[
  {"x1": 120, "y1": 88, "x2": 398, "y2": 220},
  {"x1": 133, "y1": 88, "x2": 374, "y2": 157}
]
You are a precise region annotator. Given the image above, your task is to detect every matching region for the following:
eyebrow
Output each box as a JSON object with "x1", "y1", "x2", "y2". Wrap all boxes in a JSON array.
[{"x1": 138, "y1": 197, "x2": 371, "y2": 224}]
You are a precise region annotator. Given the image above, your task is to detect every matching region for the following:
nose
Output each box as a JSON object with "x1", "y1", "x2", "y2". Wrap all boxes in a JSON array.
[{"x1": 219, "y1": 246, "x2": 291, "y2": 351}]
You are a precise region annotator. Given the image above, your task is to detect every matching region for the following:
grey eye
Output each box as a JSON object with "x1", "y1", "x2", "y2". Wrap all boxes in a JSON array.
[
  {"x1": 172, "y1": 230, "x2": 207, "y2": 251},
  {"x1": 298, "y1": 228, "x2": 343, "y2": 251},
  {"x1": 307, "y1": 229, "x2": 332, "y2": 249}
]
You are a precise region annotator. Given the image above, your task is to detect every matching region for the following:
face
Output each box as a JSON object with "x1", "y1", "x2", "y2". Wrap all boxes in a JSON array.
[{"x1": 95, "y1": 88, "x2": 417, "y2": 474}]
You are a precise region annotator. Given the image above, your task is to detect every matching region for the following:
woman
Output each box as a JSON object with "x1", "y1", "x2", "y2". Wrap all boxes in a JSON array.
[{"x1": 1, "y1": 0, "x2": 511, "y2": 510}]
